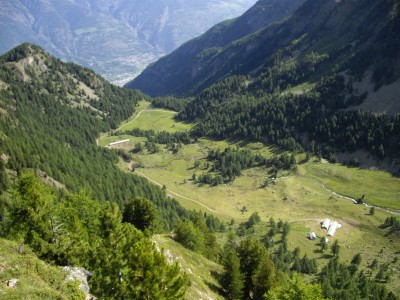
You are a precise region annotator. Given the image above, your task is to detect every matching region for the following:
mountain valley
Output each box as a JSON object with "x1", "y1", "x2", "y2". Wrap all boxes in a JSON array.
[
  {"x1": 0, "y1": 0, "x2": 400, "y2": 299},
  {"x1": 0, "y1": 0, "x2": 257, "y2": 85}
]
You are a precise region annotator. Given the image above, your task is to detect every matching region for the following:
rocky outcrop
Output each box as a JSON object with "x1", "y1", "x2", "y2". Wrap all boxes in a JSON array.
[{"x1": 63, "y1": 267, "x2": 95, "y2": 300}]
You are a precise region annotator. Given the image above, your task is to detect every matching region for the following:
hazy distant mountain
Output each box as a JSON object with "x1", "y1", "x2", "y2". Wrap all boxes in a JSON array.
[{"x1": 0, "y1": 0, "x2": 257, "y2": 84}]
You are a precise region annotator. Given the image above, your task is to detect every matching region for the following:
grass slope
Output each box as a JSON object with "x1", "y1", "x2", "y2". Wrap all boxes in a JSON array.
[
  {"x1": 0, "y1": 238, "x2": 84, "y2": 299},
  {"x1": 99, "y1": 100, "x2": 400, "y2": 296},
  {"x1": 153, "y1": 235, "x2": 224, "y2": 300}
]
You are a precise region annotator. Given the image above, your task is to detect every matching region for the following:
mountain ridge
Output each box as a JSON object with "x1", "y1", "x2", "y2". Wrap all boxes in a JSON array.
[
  {"x1": 127, "y1": 0, "x2": 304, "y2": 96},
  {"x1": 128, "y1": 0, "x2": 400, "y2": 99}
]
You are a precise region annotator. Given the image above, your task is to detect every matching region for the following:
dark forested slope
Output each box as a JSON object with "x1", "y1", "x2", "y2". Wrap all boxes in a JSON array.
[
  {"x1": 127, "y1": 0, "x2": 304, "y2": 96},
  {"x1": 0, "y1": 44, "x2": 187, "y2": 230},
  {"x1": 129, "y1": 0, "x2": 400, "y2": 167},
  {"x1": 128, "y1": 0, "x2": 400, "y2": 97}
]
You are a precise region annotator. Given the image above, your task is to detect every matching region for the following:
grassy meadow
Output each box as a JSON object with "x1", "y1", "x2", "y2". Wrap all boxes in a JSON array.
[{"x1": 99, "y1": 100, "x2": 400, "y2": 295}]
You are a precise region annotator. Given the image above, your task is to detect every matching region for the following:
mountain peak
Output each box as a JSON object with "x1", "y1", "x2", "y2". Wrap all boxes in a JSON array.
[{"x1": 1, "y1": 43, "x2": 47, "y2": 63}]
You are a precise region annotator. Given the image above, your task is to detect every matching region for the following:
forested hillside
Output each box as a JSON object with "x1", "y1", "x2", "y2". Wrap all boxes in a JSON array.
[
  {"x1": 130, "y1": 0, "x2": 400, "y2": 167},
  {"x1": 0, "y1": 43, "x2": 188, "y2": 230},
  {"x1": 1, "y1": 0, "x2": 400, "y2": 297},
  {"x1": 129, "y1": 0, "x2": 400, "y2": 97},
  {"x1": 127, "y1": 0, "x2": 304, "y2": 96}
]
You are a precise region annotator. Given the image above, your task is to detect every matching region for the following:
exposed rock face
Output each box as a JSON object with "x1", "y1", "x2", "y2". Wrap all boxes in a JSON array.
[
  {"x1": 63, "y1": 266, "x2": 95, "y2": 300},
  {"x1": 6, "y1": 278, "x2": 18, "y2": 288}
]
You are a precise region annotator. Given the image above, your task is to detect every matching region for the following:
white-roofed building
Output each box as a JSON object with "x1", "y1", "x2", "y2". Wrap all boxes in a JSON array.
[{"x1": 321, "y1": 219, "x2": 331, "y2": 229}]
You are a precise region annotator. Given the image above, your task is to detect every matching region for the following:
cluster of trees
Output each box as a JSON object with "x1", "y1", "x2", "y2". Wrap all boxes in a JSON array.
[
  {"x1": 236, "y1": 212, "x2": 261, "y2": 236},
  {"x1": 319, "y1": 256, "x2": 397, "y2": 299},
  {"x1": 117, "y1": 128, "x2": 192, "y2": 145},
  {"x1": 151, "y1": 96, "x2": 191, "y2": 112},
  {"x1": 220, "y1": 236, "x2": 326, "y2": 300},
  {"x1": 208, "y1": 147, "x2": 264, "y2": 179},
  {"x1": 193, "y1": 147, "x2": 261, "y2": 185},
  {"x1": 380, "y1": 216, "x2": 400, "y2": 235},
  {"x1": 0, "y1": 172, "x2": 189, "y2": 298},
  {"x1": 174, "y1": 212, "x2": 222, "y2": 261},
  {"x1": 219, "y1": 214, "x2": 397, "y2": 299},
  {"x1": 194, "y1": 148, "x2": 297, "y2": 185}
]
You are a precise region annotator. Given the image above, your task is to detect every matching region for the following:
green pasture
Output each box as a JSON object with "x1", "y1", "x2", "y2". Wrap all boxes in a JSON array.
[
  {"x1": 301, "y1": 162, "x2": 400, "y2": 211},
  {"x1": 99, "y1": 103, "x2": 400, "y2": 295},
  {"x1": 116, "y1": 100, "x2": 192, "y2": 133}
]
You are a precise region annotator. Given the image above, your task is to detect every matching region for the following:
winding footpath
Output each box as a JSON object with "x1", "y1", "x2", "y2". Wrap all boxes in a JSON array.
[
  {"x1": 278, "y1": 175, "x2": 400, "y2": 216},
  {"x1": 134, "y1": 170, "x2": 217, "y2": 213}
]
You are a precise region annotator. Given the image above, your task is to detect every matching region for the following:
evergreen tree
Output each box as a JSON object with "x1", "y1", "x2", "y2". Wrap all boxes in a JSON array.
[
  {"x1": 0, "y1": 160, "x2": 9, "y2": 193},
  {"x1": 221, "y1": 249, "x2": 245, "y2": 300},
  {"x1": 252, "y1": 256, "x2": 278, "y2": 299},
  {"x1": 123, "y1": 197, "x2": 158, "y2": 234},
  {"x1": 266, "y1": 274, "x2": 326, "y2": 300},
  {"x1": 331, "y1": 239, "x2": 340, "y2": 257},
  {"x1": 238, "y1": 237, "x2": 269, "y2": 298}
]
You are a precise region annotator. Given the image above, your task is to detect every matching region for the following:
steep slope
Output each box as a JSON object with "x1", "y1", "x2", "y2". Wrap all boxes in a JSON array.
[
  {"x1": 0, "y1": 238, "x2": 86, "y2": 299},
  {"x1": 127, "y1": 0, "x2": 304, "y2": 96},
  {"x1": 129, "y1": 0, "x2": 400, "y2": 97},
  {"x1": 0, "y1": 0, "x2": 257, "y2": 84},
  {"x1": 129, "y1": 0, "x2": 400, "y2": 166},
  {"x1": 0, "y1": 43, "x2": 188, "y2": 229}
]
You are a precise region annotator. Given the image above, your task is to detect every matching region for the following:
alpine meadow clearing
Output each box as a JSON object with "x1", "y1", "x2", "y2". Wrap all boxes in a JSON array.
[{"x1": 100, "y1": 100, "x2": 400, "y2": 295}]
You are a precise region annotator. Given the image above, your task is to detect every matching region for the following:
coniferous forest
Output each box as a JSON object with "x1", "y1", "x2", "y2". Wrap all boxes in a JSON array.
[{"x1": 1, "y1": 0, "x2": 400, "y2": 298}]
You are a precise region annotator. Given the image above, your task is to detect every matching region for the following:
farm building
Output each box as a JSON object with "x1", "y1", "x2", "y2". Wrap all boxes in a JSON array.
[
  {"x1": 327, "y1": 221, "x2": 342, "y2": 236},
  {"x1": 108, "y1": 139, "x2": 130, "y2": 147},
  {"x1": 321, "y1": 219, "x2": 330, "y2": 229},
  {"x1": 308, "y1": 232, "x2": 317, "y2": 240}
]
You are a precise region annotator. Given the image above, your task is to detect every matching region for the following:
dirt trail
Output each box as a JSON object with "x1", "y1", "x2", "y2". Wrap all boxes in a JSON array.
[{"x1": 134, "y1": 170, "x2": 217, "y2": 213}]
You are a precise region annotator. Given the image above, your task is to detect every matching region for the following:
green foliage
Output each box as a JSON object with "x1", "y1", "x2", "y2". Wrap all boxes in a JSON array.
[
  {"x1": 238, "y1": 237, "x2": 272, "y2": 298},
  {"x1": 7, "y1": 172, "x2": 55, "y2": 256},
  {"x1": 116, "y1": 127, "x2": 192, "y2": 145},
  {"x1": 220, "y1": 248, "x2": 245, "y2": 300},
  {"x1": 319, "y1": 257, "x2": 396, "y2": 300},
  {"x1": 123, "y1": 197, "x2": 158, "y2": 234},
  {"x1": 151, "y1": 96, "x2": 191, "y2": 112},
  {"x1": 252, "y1": 256, "x2": 279, "y2": 299},
  {"x1": 369, "y1": 206, "x2": 375, "y2": 216},
  {"x1": 0, "y1": 160, "x2": 9, "y2": 194},
  {"x1": 2, "y1": 173, "x2": 190, "y2": 299},
  {"x1": 331, "y1": 239, "x2": 340, "y2": 257},
  {"x1": 178, "y1": 74, "x2": 400, "y2": 159},
  {"x1": 0, "y1": 45, "x2": 189, "y2": 231},
  {"x1": 174, "y1": 218, "x2": 205, "y2": 253},
  {"x1": 265, "y1": 273, "x2": 326, "y2": 300},
  {"x1": 173, "y1": 213, "x2": 221, "y2": 260}
]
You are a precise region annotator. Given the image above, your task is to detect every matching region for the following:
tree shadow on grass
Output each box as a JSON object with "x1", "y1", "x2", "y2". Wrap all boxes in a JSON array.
[
  {"x1": 321, "y1": 253, "x2": 334, "y2": 259},
  {"x1": 203, "y1": 270, "x2": 224, "y2": 297}
]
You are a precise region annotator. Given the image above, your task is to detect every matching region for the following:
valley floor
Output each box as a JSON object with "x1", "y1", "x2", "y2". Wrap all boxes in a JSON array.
[{"x1": 99, "y1": 101, "x2": 400, "y2": 296}]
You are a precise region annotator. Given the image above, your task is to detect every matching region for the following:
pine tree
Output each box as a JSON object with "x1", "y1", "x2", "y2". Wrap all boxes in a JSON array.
[
  {"x1": 123, "y1": 197, "x2": 158, "y2": 234},
  {"x1": 331, "y1": 239, "x2": 340, "y2": 257},
  {"x1": 252, "y1": 257, "x2": 277, "y2": 299},
  {"x1": 221, "y1": 249, "x2": 244, "y2": 300}
]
